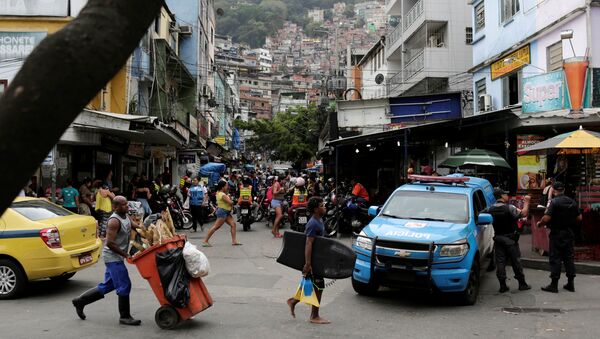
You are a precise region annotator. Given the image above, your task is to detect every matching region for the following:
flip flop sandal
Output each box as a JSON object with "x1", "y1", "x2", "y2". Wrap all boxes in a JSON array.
[
  {"x1": 232, "y1": 242, "x2": 243, "y2": 246},
  {"x1": 201, "y1": 242, "x2": 212, "y2": 247},
  {"x1": 274, "y1": 234, "x2": 283, "y2": 238}
]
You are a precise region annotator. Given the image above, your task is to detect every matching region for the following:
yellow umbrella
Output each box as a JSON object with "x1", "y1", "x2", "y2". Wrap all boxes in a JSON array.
[{"x1": 517, "y1": 128, "x2": 600, "y2": 155}]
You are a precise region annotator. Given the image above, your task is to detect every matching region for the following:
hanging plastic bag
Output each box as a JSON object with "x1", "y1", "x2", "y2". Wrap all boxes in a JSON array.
[
  {"x1": 156, "y1": 248, "x2": 190, "y2": 308},
  {"x1": 183, "y1": 241, "x2": 211, "y2": 278},
  {"x1": 183, "y1": 196, "x2": 190, "y2": 210},
  {"x1": 292, "y1": 276, "x2": 320, "y2": 308}
]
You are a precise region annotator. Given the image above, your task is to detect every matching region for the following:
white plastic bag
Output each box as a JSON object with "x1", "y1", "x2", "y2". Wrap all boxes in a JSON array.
[{"x1": 183, "y1": 241, "x2": 210, "y2": 278}]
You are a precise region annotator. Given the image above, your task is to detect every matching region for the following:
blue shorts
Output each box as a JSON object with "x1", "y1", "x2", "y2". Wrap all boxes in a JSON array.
[
  {"x1": 97, "y1": 261, "x2": 132, "y2": 297},
  {"x1": 271, "y1": 199, "x2": 282, "y2": 208},
  {"x1": 216, "y1": 208, "x2": 231, "y2": 219}
]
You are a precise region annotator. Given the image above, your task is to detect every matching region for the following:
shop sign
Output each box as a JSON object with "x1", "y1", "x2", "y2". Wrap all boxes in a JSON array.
[
  {"x1": 0, "y1": 0, "x2": 68, "y2": 17},
  {"x1": 96, "y1": 151, "x2": 112, "y2": 165},
  {"x1": 178, "y1": 153, "x2": 196, "y2": 165},
  {"x1": 522, "y1": 67, "x2": 591, "y2": 114},
  {"x1": 0, "y1": 31, "x2": 47, "y2": 60},
  {"x1": 215, "y1": 136, "x2": 226, "y2": 146},
  {"x1": 517, "y1": 135, "x2": 546, "y2": 190},
  {"x1": 127, "y1": 142, "x2": 145, "y2": 158},
  {"x1": 522, "y1": 71, "x2": 563, "y2": 113},
  {"x1": 189, "y1": 114, "x2": 198, "y2": 136},
  {"x1": 174, "y1": 121, "x2": 190, "y2": 143},
  {"x1": 42, "y1": 147, "x2": 55, "y2": 166},
  {"x1": 491, "y1": 45, "x2": 530, "y2": 81},
  {"x1": 151, "y1": 146, "x2": 176, "y2": 159},
  {"x1": 389, "y1": 92, "x2": 462, "y2": 123}
]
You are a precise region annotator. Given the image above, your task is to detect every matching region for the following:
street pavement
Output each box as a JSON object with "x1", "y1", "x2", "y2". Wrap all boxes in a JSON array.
[{"x1": 2, "y1": 220, "x2": 600, "y2": 338}]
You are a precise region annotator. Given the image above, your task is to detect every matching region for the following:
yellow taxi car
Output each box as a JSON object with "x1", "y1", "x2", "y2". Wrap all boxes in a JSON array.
[{"x1": 0, "y1": 197, "x2": 102, "y2": 299}]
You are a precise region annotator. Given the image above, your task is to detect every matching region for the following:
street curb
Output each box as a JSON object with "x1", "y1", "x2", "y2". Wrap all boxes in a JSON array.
[{"x1": 522, "y1": 258, "x2": 600, "y2": 275}]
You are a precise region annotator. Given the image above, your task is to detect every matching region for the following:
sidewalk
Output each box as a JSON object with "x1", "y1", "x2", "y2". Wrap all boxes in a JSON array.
[{"x1": 519, "y1": 233, "x2": 600, "y2": 275}]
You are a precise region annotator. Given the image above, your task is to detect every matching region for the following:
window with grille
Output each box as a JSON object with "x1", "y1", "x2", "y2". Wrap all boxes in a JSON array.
[
  {"x1": 476, "y1": 78, "x2": 486, "y2": 97},
  {"x1": 475, "y1": 2, "x2": 485, "y2": 31},
  {"x1": 501, "y1": 0, "x2": 520, "y2": 23},
  {"x1": 466, "y1": 27, "x2": 473, "y2": 44},
  {"x1": 547, "y1": 41, "x2": 563, "y2": 72}
]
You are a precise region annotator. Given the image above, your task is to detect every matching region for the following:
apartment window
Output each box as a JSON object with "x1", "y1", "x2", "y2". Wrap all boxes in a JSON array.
[
  {"x1": 503, "y1": 71, "x2": 522, "y2": 106},
  {"x1": 475, "y1": 2, "x2": 485, "y2": 31},
  {"x1": 501, "y1": 0, "x2": 520, "y2": 23},
  {"x1": 547, "y1": 41, "x2": 563, "y2": 72},
  {"x1": 476, "y1": 78, "x2": 486, "y2": 97},
  {"x1": 466, "y1": 27, "x2": 473, "y2": 44},
  {"x1": 154, "y1": 15, "x2": 161, "y2": 34}
]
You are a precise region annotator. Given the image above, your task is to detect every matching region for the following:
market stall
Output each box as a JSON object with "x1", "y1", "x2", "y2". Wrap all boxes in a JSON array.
[{"x1": 518, "y1": 128, "x2": 600, "y2": 261}]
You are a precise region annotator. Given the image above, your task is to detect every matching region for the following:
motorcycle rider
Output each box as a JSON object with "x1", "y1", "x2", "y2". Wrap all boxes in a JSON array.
[
  {"x1": 288, "y1": 177, "x2": 309, "y2": 224},
  {"x1": 350, "y1": 178, "x2": 369, "y2": 204},
  {"x1": 237, "y1": 176, "x2": 256, "y2": 220}
]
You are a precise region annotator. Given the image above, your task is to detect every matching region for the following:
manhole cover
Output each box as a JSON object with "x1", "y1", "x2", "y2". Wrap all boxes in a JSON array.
[{"x1": 502, "y1": 307, "x2": 563, "y2": 314}]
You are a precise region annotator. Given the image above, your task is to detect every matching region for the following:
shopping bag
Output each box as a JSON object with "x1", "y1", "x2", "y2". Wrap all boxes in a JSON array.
[{"x1": 292, "y1": 277, "x2": 320, "y2": 308}]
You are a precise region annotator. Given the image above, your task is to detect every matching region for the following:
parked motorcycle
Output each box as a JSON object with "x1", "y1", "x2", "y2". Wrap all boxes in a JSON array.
[
  {"x1": 159, "y1": 185, "x2": 193, "y2": 230},
  {"x1": 291, "y1": 205, "x2": 309, "y2": 232},
  {"x1": 325, "y1": 191, "x2": 372, "y2": 236}
]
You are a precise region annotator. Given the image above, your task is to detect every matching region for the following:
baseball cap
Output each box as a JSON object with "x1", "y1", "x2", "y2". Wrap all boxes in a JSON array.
[
  {"x1": 493, "y1": 188, "x2": 509, "y2": 199},
  {"x1": 553, "y1": 181, "x2": 565, "y2": 191}
]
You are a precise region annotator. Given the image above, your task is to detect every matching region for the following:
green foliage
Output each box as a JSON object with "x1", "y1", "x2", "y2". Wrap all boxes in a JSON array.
[
  {"x1": 215, "y1": 0, "x2": 360, "y2": 47},
  {"x1": 235, "y1": 104, "x2": 326, "y2": 164}
]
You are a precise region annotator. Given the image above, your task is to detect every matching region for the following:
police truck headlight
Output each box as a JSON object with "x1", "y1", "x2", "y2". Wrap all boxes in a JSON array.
[
  {"x1": 439, "y1": 241, "x2": 469, "y2": 257},
  {"x1": 354, "y1": 231, "x2": 373, "y2": 251}
]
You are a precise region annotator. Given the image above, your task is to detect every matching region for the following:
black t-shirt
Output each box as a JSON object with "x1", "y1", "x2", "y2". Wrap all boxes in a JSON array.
[
  {"x1": 136, "y1": 181, "x2": 148, "y2": 199},
  {"x1": 545, "y1": 195, "x2": 580, "y2": 231}
]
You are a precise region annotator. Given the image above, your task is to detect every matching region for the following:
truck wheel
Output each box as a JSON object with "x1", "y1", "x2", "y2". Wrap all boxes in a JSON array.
[
  {"x1": 155, "y1": 305, "x2": 180, "y2": 330},
  {"x1": 0, "y1": 259, "x2": 26, "y2": 300},
  {"x1": 459, "y1": 259, "x2": 480, "y2": 306},
  {"x1": 352, "y1": 276, "x2": 379, "y2": 296}
]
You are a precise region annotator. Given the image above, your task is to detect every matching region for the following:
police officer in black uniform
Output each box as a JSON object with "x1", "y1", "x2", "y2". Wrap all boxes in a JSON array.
[
  {"x1": 485, "y1": 188, "x2": 532, "y2": 293},
  {"x1": 537, "y1": 181, "x2": 581, "y2": 293}
]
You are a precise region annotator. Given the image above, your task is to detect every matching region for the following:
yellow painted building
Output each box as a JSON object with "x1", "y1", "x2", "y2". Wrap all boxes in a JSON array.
[{"x1": 0, "y1": 16, "x2": 128, "y2": 114}]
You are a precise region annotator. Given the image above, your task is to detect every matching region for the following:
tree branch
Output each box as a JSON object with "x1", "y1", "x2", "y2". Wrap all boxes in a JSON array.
[{"x1": 0, "y1": 0, "x2": 164, "y2": 215}]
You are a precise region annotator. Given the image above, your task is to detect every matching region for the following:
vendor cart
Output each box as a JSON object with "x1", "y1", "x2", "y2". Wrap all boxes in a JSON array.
[{"x1": 129, "y1": 235, "x2": 213, "y2": 329}]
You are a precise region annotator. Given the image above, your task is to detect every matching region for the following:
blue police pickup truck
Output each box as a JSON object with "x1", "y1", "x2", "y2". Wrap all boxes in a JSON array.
[{"x1": 352, "y1": 174, "x2": 496, "y2": 305}]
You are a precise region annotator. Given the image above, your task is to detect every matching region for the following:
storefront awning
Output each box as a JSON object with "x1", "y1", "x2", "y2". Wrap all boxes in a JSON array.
[
  {"x1": 59, "y1": 109, "x2": 187, "y2": 147},
  {"x1": 519, "y1": 108, "x2": 600, "y2": 127},
  {"x1": 327, "y1": 109, "x2": 520, "y2": 148}
]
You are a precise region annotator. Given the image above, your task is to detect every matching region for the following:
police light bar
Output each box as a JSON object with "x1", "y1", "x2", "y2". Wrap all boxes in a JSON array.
[{"x1": 408, "y1": 175, "x2": 470, "y2": 184}]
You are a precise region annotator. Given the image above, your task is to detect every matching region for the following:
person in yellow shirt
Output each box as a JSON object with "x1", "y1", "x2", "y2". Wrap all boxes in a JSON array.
[
  {"x1": 202, "y1": 180, "x2": 242, "y2": 247},
  {"x1": 95, "y1": 183, "x2": 115, "y2": 239}
]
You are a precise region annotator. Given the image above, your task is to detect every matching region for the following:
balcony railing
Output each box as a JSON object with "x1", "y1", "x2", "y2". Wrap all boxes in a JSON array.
[
  {"x1": 386, "y1": 71, "x2": 403, "y2": 94},
  {"x1": 403, "y1": 0, "x2": 424, "y2": 32},
  {"x1": 388, "y1": 22, "x2": 403, "y2": 47},
  {"x1": 404, "y1": 49, "x2": 425, "y2": 81}
]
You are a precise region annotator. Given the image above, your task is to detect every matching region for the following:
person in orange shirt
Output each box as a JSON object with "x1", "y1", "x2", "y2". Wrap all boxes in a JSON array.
[{"x1": 350, "y1": 178, "x2": 369, "y2": 204}]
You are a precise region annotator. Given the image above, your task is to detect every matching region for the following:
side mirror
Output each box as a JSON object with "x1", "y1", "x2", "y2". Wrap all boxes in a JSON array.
[
  {"x1": 477, "y1": 213, "x2": 493, "y2": 225},
  {"x1": 368, "y1": 206, "x2": 380, "y2": 217}
]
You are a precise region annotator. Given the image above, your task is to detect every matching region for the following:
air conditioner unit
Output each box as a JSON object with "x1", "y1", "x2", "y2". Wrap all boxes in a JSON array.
[
  {"x1": 478, "y1": 94, "x2": 493, "y2": 112},
  {"x1": 201, "y1": 84, "x2": 210, "y2": 98},
  {"x1": 179, "y1": 25, "x2": 193, "y2": 35}
]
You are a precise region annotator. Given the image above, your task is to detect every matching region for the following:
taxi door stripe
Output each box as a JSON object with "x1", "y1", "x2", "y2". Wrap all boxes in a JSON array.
[{"x1": 0, "y1": 230, "x2": 40, "y2": 239}]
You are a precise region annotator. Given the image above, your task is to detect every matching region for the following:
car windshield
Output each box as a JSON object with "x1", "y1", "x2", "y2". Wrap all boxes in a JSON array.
[
  {"x1": 382, "y1": 191, "x2": 469, "y2": 224},
  {"x1": 11, "y1": 200, "x2": 72, "y2": 221}
]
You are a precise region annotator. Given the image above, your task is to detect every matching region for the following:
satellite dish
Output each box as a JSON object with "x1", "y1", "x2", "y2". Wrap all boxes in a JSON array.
[
  {"x1": 216, "y1": 8, "x2": 225, "y2": 16},
  {"x1": 375, "y1": 73, "x2": 385, "y2": 85}
]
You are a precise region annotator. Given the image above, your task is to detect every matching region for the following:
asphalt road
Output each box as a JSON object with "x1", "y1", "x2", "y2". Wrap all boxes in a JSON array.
[{"x1": 2, "y1": 220, "x2": 600, "y2": 338}]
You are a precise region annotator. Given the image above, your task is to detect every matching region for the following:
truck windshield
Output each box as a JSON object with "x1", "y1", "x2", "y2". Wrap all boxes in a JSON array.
[{"x1": 382, "y1": 191, "x2": 469, "y2": 224}]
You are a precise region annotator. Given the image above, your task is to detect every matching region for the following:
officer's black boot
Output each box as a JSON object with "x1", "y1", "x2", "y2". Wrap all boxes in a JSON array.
[
  {"x1": 72, "y1": 287, "x2": 104, "y2": 320},
  {"x1": 498, "y1": 280, "x2": 509, "y2": 293},
  {"x1": 518, "y1": 278, "x2": 531, "y2": 291},
  {"x1": 563, "y1": 278, "x2": 575, "y2": 292},
  {"x1": 118, "y1": 295, "x2": 141, "y2": 326},
  {"x1": 541, "y1": 279, "x2": 559, "y2": 293}
]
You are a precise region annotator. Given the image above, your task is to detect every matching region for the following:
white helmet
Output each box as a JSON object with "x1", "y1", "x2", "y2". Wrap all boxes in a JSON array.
[{"x1": 295, "y1": 177, "x2": 305, "y2": 187}]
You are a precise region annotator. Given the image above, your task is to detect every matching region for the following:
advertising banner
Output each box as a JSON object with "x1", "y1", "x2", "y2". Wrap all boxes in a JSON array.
[
  {"x1": 0, "y1": 31, "x2": 47, "y2": 60},
  {"x1": 491, "y1": 45, "x2": 530, "y2": 81},
  {"x1": 517, "y1": 135, "x2": 546, "y2": 190},
  {"x1": 0, "y1": 0, "x2": 68, "y2": 16}
]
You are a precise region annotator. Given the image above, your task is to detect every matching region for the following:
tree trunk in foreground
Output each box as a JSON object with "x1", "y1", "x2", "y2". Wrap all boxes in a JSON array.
[{"x1": 0, "y1": 0, "x2": 164, "y2": 215}]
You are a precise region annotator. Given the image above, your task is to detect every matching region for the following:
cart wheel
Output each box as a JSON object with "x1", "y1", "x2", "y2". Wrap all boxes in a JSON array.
[{"x1": 155, "y1": 305, "x2": 180, "y2": 330}]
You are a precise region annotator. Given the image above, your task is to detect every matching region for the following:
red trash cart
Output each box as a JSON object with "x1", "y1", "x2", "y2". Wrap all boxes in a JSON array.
[{"x1": 129, "y1": 235, "x2": 213, "y2": 329}]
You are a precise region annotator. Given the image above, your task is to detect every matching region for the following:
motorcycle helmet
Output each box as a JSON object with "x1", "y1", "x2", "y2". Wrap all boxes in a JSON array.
[
  {"x1": 295, "y1": 177, "x2": 305, "y2": 187},
  {"x1": 160, "y1": 184, "x2": 172, "y2": 195}
]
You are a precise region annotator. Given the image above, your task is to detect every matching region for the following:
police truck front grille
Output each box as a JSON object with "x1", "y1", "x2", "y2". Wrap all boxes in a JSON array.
[
  {"x1": 375, "y1": 255, "x2": 429, "y2": 269},
  {"x1": 376, "y1": 239, "x2": 431, "y2": 251}
]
